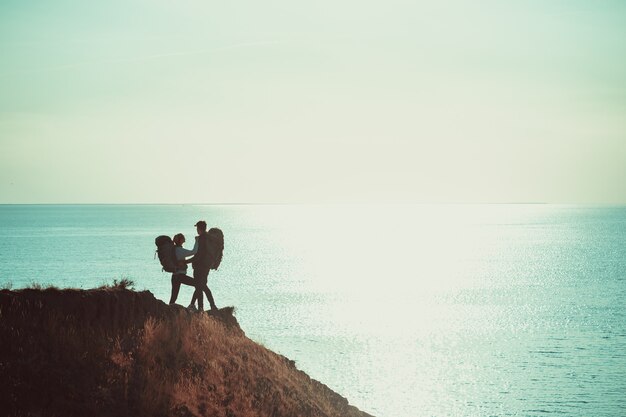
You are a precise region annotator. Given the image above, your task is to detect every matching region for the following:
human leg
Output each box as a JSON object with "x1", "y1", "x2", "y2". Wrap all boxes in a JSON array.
[
  {"x1": 201, "y1": 284, "x2": 217, "y2": 310},
  {"x1": 189, "y1": 292, "x2": 198, "y2": 308},
  {"x1": 201, "y1": 270, "x2": 217, "y2": 310},
  {"x1": 169, "y1": 274, "x2": 195, "y2": 305},
  {"x1": 193, "y1": 269, "x2": 209, "y2": 311},
  {"x1": 169, "y1": 274, "x2": 180, "y2": 304}
]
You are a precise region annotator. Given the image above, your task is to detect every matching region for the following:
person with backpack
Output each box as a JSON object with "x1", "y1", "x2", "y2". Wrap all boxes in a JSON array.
[
  {"x1": 186, "y1": 221, "x2": 218, "y2": 312},
  {"x1": 188, "y1": 227, "x2": 224, "y2": 310},
  {"x1": 168, "y1": 233, "x2": 198, "y2": 305}
]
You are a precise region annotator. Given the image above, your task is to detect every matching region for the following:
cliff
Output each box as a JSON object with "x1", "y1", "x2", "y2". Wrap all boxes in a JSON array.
[{"x1": 0, "y1": 286, "x2": 374, "y2": 417}]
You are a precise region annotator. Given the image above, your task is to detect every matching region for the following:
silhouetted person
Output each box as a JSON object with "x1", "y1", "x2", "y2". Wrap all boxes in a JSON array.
[
  {"x1": 188, "y1": 221, "x2": 217, "y2": 311},
  {"x1": 168, "y1": 233, "x2": 198, "y2": 305},
  {"x1": 189, "y1": 227, "x2": 223, "y2": 310}
]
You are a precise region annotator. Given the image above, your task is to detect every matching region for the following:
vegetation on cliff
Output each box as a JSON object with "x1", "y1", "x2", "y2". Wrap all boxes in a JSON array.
[{"x1": 0, "y1": 285, "x2": 373, "y2": 417}]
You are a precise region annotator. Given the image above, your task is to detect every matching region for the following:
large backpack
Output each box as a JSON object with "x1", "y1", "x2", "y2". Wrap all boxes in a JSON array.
[
  {"x1": 207, "y1": 228, "x2": 224, "y2": 270},
  {"x1": 155, "y1": 235, "x2": 177, "y2": 273}
]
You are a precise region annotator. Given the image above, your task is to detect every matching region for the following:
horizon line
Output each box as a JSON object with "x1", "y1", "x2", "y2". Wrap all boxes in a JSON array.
[{"x1": 3, "y1": 202, "x2": 626, "y2": 207}]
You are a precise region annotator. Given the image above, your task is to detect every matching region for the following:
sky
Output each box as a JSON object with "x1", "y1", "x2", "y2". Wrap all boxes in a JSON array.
[{"x1": 1, "y1": 0, "x2": 625, "y2": 204}]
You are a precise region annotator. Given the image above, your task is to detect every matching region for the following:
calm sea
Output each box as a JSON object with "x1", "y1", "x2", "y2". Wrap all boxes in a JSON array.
[{"x1": 1, "y1": 204, "x2": 625, "y2": 416}]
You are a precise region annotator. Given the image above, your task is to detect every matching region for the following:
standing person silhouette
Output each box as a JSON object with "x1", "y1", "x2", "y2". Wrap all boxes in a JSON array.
[
  {"x1": 187, "y1": 220, "x2": 217, "y2": 311},
  {"x1": 168, "y1": 233, "x2": 198, "y2": 305}
]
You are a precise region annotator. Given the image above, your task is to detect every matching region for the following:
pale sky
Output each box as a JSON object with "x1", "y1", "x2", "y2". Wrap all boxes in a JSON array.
[{"x1": 1, "y1": 0, "x2": 625, "y2": 203}]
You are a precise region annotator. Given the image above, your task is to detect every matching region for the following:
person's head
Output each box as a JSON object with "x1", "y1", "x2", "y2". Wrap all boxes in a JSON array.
[
  {"x1": 173, "y1": 233, "x2": 185, "y2": 246},
  {"x1": 195, "y1": 220, "x2": 207, "y2": 234}
]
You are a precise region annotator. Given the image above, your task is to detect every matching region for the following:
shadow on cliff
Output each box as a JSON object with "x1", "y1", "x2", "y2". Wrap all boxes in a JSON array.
[{"x1": 0, "y1": 286, "x2": 373, "y2": 417}]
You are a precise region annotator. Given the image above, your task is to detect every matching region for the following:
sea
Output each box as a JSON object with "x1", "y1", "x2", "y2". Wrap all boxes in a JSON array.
[{"x1": 0, "y1": 204, "x2": 625, "y2": 417}]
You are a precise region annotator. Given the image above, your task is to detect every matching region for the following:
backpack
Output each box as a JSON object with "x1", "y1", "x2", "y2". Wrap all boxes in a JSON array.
[
  {"x1": 155, "y1": 235, "x2": 177, "y2": 273},
  {"x1": 207, "y1": 228, "x2": 224, "y2": 270}
]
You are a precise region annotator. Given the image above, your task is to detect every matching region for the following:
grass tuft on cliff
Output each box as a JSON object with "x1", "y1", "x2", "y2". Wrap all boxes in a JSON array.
[{"x1": 0, "y1": 286, "x2": 373, "y2": 417}]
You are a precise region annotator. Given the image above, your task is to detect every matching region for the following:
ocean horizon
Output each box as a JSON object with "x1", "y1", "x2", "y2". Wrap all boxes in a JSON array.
[{"x1": 1, "y1": 203, "x2": 625, "y2": 416}]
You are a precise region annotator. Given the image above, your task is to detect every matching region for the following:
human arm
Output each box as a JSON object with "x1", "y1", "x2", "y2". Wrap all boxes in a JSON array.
[
  {"x1": 185, "y1": 235, "x2": 207, "y2": 265},
  {"x1": 175, "y1": 238, "x2": 199, "y2": 265},
  {"x1": 177, "y1": 238, "x2": 199, "y2": 258}
]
